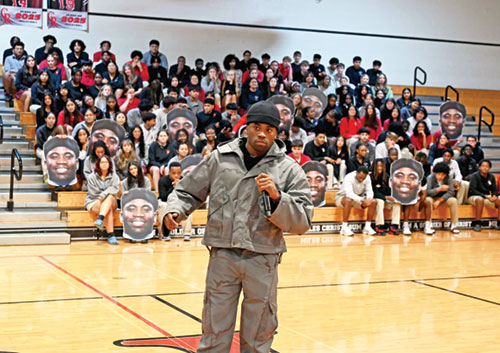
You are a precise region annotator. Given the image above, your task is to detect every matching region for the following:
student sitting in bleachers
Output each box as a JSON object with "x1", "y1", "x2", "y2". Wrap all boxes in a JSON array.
[
  {"x1": 35, "y1": 112, "x2": 57, "y2": 183},
  {"x1": 85, "y1": 155, "x2": 120, "y2": 245},
  {"x1": 148, "y1": 129, "x2": 170, "y2": 191},
  {"x1": 432, "y1": 148, "x2": 468, "y2": 204},
  {"x1": 349, "y1": 127, "x2": 376, "y2": 163},
  {"x1": 456, "y1": 145, "x2": 478, "y2": 182},
  {"x1": 131, "y1": 125, "x2": 148, "y2": 168},
  {"x1": 158, "y1": 161, "x2": 183, "y2": 241},
  {"x1": 347, "y1": 142, "x2": 372, "y2": 174},
  {"x1": 35, "y1": 91, "x2": 57, "y2": 128},
  {"x1": 121, "y1": 160, "x2": 151, "y2": 193},
  {"x1": 465, "y1": 135, "x2": 484, "y2": 164},
  {"x1": 328, "y1": 135, "x2": 348, "y2": 188},
  {"x1": 114, "y1": 140, "x2": 140, "y2": 180},
  {"x1": 375, "y1": 131, "x2": 400, "y2": 159},
  {"x1": 30, "y1": 69, "x2": 55, "y2": 116},
  {"x1": 410, "y1": 120, "x2": 432, "y2": 155},
  {"x1": 372, "y1": 159, "x2": 401, "y2": 235},
  {"x1": 71, "y1": 107, "x2": 96, "y2": 140},
  {"x1": 424, "y1": 162, "x2": 459, "y2": 235},
  {"x1": 335, "y1": 166, "x2": 377, "y2": 236},
  {"x1": 467, "y1": 159, "x2": 500, "y2": 232},
  {"x1": 83, "y1": 140, "x2": 113, "y2": 180},
  {"x1": 428, "y1": 133, "x2": 451, "y2": 165}
]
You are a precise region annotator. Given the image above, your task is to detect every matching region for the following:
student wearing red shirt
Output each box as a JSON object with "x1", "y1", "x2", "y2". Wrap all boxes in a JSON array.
[
  {"x1": 410, "y1": 121, "x2": 432, "y2": 153},
  {"x1": 81, "y1": 60, "x2": 95, "y2": 87},
  {"x1": 289, "y1": 139, "x2": 312, "y2": 166},
  {"x1": 118, "y1": 86, "x2": 141, "y2": 115},
  {"x1": 128, "y1": 50, "x2": 150, "y2": 83},
  {"x1": 340, "y1": 104, "x2": 361, "y2": 149},
  {"x1": 359, "y1": 103, "x2": 382, "y2": 142},
  {"x1": 39, "y1": 50, "x2": 67, "y2": 81},
  {"x1": 57, "y1": 99, "x2": 83, "y2": 134},
  {"x1": 92, "y1": 41, "x2": 116, "y2": 63},
  {"x1": 279, "y1": 56, "x2": 293, "y2": 89}
]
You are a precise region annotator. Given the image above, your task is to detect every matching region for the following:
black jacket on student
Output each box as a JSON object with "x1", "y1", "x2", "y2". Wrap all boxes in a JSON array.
[{"x1": 468, "y1": 171, "x2": 497, "y2": 198}]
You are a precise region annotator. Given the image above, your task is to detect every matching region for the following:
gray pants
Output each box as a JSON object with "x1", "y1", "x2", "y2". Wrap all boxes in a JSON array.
[{"x1": 198, "y1": 248, "x2": 279, "y2": 353}]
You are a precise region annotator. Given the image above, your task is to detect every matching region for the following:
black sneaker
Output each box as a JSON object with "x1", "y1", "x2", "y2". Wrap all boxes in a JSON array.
[
  {"x1": 375, "y1": 226, "x2": 386, "y2": 236},
  {"x1": 388, "y1": 225, "x2": 400, "y2": 236},
  {"x1": 473, "y1": 223, "x2": 481, "y2": 232}
]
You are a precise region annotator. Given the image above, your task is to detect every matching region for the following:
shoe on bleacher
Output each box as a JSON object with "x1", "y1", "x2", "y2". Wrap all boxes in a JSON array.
[
  {"x1": 108, "y1": 236, "x2": 119, "y2": 245},
  {"x1": 473, "y1": 223, "x2": 482, "y2": 232},
  {"x1": 363, "y1": 224, "x2": 376, "y2": 236},
  {"x1": 403, "y1": 225, "x2": 412, "y2": 236},
  {"x1": 340, "y1": 225, "x2": 354, "y2": 236},
  {"x1": 424, "y1": 225, "x2": 434, "y2": 235},
  {"x1": 94, "y1": 218, "x2": 103, "y2": 230}
]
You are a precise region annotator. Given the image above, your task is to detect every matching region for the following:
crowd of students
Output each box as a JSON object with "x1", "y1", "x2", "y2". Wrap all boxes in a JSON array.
[{"x1": 3, "y1": 34, "x2": 500, "y2": 242}]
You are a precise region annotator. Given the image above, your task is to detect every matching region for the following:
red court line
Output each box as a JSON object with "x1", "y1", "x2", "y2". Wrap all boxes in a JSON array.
[{"x1": 39, "y1": 256, "x2": 197, "y2": 352}]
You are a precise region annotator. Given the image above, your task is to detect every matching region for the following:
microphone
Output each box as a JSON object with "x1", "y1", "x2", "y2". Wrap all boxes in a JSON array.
[{"x1": 262, "y1": 191, "x2": 272, "y2": 218}]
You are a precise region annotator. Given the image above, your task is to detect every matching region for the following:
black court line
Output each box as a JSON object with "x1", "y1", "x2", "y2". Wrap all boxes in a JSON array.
[
  {"x1": 1, "y1": 274, "x2": 499, "y2": 306},
  {"x1": 411, "y1": 280, "x2": 500, "y2": 306},
  {"x1": 151, "y1": 295, "x2": 280, "y2": 353},
  {"x1": 37, "y1": 9, "x2": 500, "y2": 48},
  {"x1": 151, "y1": 295, "x2": 201, "y2": 323}
]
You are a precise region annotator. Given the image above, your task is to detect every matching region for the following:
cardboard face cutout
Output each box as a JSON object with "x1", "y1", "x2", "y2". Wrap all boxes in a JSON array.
[
  {"x1": 90, "y1": 120, "x2": 126, "y2": 157},
  {"x1": 44, "y1": 137, "x2": 79, "y2": 187},
  {"x1": 301, "y1": 88, "x2": 327, "y2": 120},
  {"x1": 439, "y1": 101, "x2": 466, "y2": 140},
  {"x1": 166, "y1": 108, "x2": 197, "y2": 144},
  {"x1": 389, "y1": 158, "x2": 424, "y2": 205},
  {"x1": 267, "y1": 96, "x2": 295, "y2": 131},
  {"x1": 180, "y1": 155, "x2": 203, "y2": 177},
  {"x1": 121, "y1": 189, "x2": 159, "y2": 241},
  {"x1": 302, "y1": 161, "x2": 328, "y2": 207}
]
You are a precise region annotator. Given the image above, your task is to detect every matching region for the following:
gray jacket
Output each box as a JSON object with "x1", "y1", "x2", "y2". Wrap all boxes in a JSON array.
[
  {"x1": 85, "y1": 172, "x2": 120, "y2": 207},
  {"x1": 165, "y1": 138, "x2": 314, "y2": 254},
  {"x1": 426, "y1": 174, "x2": 455, "y2": 200}
]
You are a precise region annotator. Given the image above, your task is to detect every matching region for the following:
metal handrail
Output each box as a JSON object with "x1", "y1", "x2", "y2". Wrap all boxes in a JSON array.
[
  {"x1": 0, "y1": 115, "x2": 4, "y2": 144},
  {"x1": 477, "y1": 106, "x2": 495, "y2": 142},
  {"x1": 7, "y1": 149, "x2": 23, "y2": 212},
  {"x1": 413, "y1": 66, "x2": 427, "y2": 97},
  {"x1": 444, "y1": 85, "x2": 460, "y2": 102}
]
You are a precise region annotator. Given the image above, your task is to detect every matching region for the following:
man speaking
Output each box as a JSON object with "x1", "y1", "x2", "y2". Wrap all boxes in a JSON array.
[{"x1": 164, "y1": 101, "x2": 313, "y2": 352}]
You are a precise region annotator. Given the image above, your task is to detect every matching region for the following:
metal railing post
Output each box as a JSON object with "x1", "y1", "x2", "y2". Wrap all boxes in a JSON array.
[{"x1": 7, "y1": 149, "x2": 23, "y2": 212}]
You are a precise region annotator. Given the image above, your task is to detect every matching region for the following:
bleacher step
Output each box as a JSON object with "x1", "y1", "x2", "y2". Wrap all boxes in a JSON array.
[
  {"x1": 0, "y1": 201, "x2": 57, "y2": 208},
  {"x1": 0, "y1": 209, "x2": 61, "y2": 222},
  {"x1": 0, "y1": 174, "x2": 43, "y2": 183},
  {"x1": 0, "y1": 183, "x2": 48, "y2": 191},
  {"x1": 0, "y1": 192, "x2": 51, "y2": 202},
  {"x1": 0, "y1": 220, "x2": 67, "y2": 231},
  {"x1": 0, "y1": 113, "x2": 18, "y2": 122},
  {"x1": 0, "y1": 141, "x2": 31, "y2": 151},
  {"x1": 0, "y1": 156, "x2": 36, "y2": 166},
  {"x1": 0, "y1": 165, "x2": 41, "y2": 172},
  {"x1": 0, "y1": 232, "x2": 70, "y2": 245}
]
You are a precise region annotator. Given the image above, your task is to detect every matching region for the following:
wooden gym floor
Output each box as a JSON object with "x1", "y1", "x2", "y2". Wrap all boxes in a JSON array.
[{"x1": 0, "y1": 230, "x2": 499, "y2": 352}]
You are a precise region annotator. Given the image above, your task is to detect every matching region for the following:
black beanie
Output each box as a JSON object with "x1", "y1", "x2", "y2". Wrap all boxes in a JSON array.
[
  {"x1": 44, "y1": 137, "x2": 80, "y2": 159},
  {"x1": 121, "y1": 189, "x2": 159, "y2": 210},
  {"x1": 440, "y1": 101, "x2": 466, "y2": 118},
  {"x1": 246, "y1": 101, "x2": 280, "y2": 130},
  {"x1": 302, "y1": 161, "x2": 328, "y2": 177}
]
